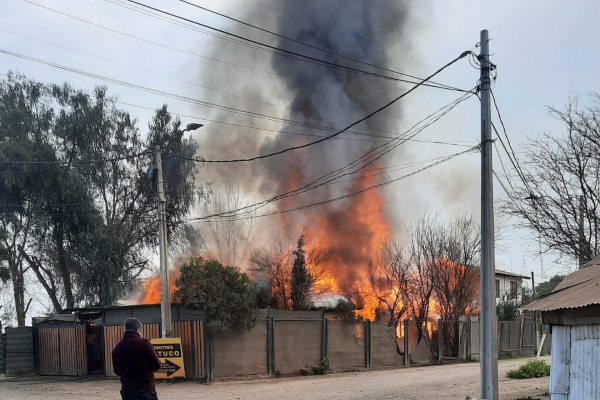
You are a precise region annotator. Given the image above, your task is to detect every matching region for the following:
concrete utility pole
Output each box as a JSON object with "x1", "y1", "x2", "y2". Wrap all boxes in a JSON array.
[
  {"x1": 479, "y1": 29, "x2": 499, "y2": 400},
  {"x1": 579, "y1": 194, "x2": 585, "y2": 268},
  {"x1": 155, "y1": 145, "x2": 172, "y2": 338},
  {"x1": 154, "y1": 123, "x2": 202, "y2": 338}
]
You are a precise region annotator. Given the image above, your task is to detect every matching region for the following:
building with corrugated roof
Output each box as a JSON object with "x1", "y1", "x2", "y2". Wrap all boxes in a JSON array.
[{"x1": 523, "y1": 255, "x2": 600, "y2": 400}]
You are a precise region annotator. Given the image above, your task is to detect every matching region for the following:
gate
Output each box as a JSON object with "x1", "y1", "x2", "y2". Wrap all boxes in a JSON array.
[{"x1": 38, "y1": 326, "x2": 87, "y2": 376}]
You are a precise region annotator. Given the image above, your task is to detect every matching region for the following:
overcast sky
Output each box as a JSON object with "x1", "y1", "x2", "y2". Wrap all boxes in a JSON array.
[{"x1": 2, "y1": 0, "x2": 600, "y2": 320}]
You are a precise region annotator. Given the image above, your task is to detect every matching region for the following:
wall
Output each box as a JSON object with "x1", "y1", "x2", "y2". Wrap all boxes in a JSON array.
[
  {"x1": 550, "y1": 323, "x2": 600, "y2": 400},
  {"x1": 495, "y1": 274, "x2": 524, "y2": 305}
]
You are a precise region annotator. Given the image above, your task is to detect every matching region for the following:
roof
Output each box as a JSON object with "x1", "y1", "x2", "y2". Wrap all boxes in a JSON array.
[
  {"x1": 523, "y1": 255, "x2": 600, "y2": 312},
  {"x1": 494, "y1": 269, "x2": 530, "y2": 279}
]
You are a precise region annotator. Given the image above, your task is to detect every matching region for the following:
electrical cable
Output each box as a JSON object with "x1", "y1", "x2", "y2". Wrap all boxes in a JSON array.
[
  {"x1": 0, "y1": 150, "x2": 151, "y2": 165},
  {"x1": 0, "y1": 70, "x2": 474, "y2": 147},
  {"x1": 123, "y1": 0, "x2": 464, "y2": 93},
  {"x1": 185, "y1": 144, "x2": 479, "y2": 223},
  {"x1": 116, "y1": 0, "x2": 469, "y2": 93},
  {"x1": 182, "y1": 91, "x2": 475, "y2": 221},
  {"x1": 167, "y1": 51, "x2": 471, "y2": 163}
]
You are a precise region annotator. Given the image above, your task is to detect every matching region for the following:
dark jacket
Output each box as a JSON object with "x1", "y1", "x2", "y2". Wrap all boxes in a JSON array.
[{"x1": 112, "y1": 331, "x2": 161, "y2": 391}]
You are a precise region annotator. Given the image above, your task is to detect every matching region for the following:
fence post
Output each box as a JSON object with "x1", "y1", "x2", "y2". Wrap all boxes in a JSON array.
[
  {"x1": 466, "y1": 317, "x2": 471, "y2": 361},
  {"x1": 438, "y1": 319, "x2": 443, "y2": 364},
  {"x1": 267, "y1": 315, "x2": 275, "y2": 376},
  {"x1": 403, "y1": 320, "x2": 410, "y2": 366},
  {"x1": 322, "y1": 318, "x2": 328, "y2": 360},
  {"x1": 365, "y1": 320, "x2": 371, "y2": 369},
  {"x1": 519, "y1": 317, "x2": 525, "y2": 355}
]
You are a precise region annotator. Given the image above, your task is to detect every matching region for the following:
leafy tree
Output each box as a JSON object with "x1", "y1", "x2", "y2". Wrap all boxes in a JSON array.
[
  {"x1": 291, "y1": 234, "x2": 311, "y2": 310},
  {"x1": 173, "y1": 257, "x2": 257, "y2": 332},
  {"x1": 0, "y1": 72, "x2": 203, "y2": 311},
  {"x1": 535, "y1": 274, "x2": 565, "y2": 297},
  {"x1": 501, "y1": 94, "x2": 600, "y2": 265},
  {"x1": 497, "y1": 294, "x2": 521, "y2": 321},
  {"x1": 332, "y1": 299, "x2": 360, "y2": 322}
]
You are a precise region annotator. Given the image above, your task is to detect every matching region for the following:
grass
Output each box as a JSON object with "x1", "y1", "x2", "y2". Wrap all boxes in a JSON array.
[
  {"x1": 300, "y1": 357, "x2": 331, "y2": 376},
  {"x1": 498, "y1": 354, "x2": 529, "y2": 361},
  {"x1": 507, "y1": 360, "x2": 551, "y2": 379}
]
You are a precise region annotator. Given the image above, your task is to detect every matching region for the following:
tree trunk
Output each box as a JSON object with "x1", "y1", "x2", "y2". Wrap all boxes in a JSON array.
[
  {"x1": 9, "y1": 259, "x2": 26, "y2": 326},
  {"x1": 19, "y1": 246, "x2": 63, "y2": 313},
  {"x1": 54, "y1": 222, "x2": 74, "y2": 309}
]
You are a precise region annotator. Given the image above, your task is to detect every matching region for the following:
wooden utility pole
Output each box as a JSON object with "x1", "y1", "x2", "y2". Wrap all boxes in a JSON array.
[
  {"x1": 531, "y1": 271, "x2": 540, "y2": 356},
  {"x1": 479, "y1": 29, "x2": 499, "y2": 400}
]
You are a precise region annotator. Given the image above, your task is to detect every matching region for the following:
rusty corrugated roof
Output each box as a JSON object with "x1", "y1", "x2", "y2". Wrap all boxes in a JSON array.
[{"x1": 522, "y1": 255, "x2": 600, "y2": 311}]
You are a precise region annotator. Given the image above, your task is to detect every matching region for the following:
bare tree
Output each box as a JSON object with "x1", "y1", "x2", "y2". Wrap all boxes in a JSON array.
[
  {"x1": 250, "y1": 237, "x2": 293, "y2": 309},
  {"x1": 406, "y1": 214, "x2": 436, "y2": 341},
  {"x1": 202, "y1": 184, "x2": 257, "y2": 267},
  {"x1": 501, "y1": 93, "x2": 600, "y2": 265},
  {"x1": 250, "y1": 233, "x2": 331, "y2": 310},
  {"x1": 367, "y1": 239, "x2": 410, "y2": 328}
]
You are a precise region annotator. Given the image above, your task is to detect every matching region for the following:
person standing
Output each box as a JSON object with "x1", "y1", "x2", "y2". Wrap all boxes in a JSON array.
[{"x1": 112, "y1": 318, "x2": 161, "y2": 400}]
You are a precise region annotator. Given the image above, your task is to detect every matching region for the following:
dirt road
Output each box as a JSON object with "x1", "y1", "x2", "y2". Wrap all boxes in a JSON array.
[{"x1": 0, "y1": 357, "x2": 550, "y2": 400}]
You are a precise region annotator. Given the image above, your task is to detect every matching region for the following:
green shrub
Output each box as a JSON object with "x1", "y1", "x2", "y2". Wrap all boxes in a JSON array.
[
  {"x1": 301, "y1": 357, "x2": 331, "y2": 376},
  {"x1": 507, "y1": 360, "x2": 550, "y2": 379}
]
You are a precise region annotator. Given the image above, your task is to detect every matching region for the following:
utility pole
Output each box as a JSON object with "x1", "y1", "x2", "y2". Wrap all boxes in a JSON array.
[
  {"x1": 531, "y1": 271, "x2": 540, "y2": 356},
  {"x1": 156, "y1": 145, "x2": 172, "y2": 338},
  {"x1": 152, "y1": 123, "x2": 202, "y2": 338},
  {"x1": 579, "y1": 194, "x2": 585, "y2": 269},
  {"x1": 479, "y1": 29, "x2": 499, "y2": 400}
]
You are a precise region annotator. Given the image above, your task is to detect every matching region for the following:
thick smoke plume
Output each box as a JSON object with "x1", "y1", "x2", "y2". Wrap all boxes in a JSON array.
[{"x1": 191, "y1": 1, "x2": 414, "y2": 302}]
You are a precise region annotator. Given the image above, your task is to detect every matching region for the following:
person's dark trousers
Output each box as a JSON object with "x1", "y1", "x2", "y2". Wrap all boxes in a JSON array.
[{"x1": 120, "y1": 390, "x2": 158, "y2": 400}]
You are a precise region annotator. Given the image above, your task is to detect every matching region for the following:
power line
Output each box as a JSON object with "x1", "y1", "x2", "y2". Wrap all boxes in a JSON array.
[
  {"x1": 167, "y1": 51, "x2": 471, "y2": 163},
  {"x1": 0, "y1": 28, "x2": 289, "y2": 111},
  {"x1": 118, "y1": 0, "x2": 469, "y2": 93},
  {"x1": 0, "y1": 70, "x2": 474, "y2": 147},
  {"x1": 489, "y1": 92, "x2": 535, "y2": 196},
  {"x1": 185, "y1": 144, "x2": 479, "y2": 223},
  {"x1": 114, "y1": 0, "x2": 464, "y2": 93},
  {"x1": 0, "y1": 29, "x2": 470, "y2": 143},
  {"x1": 19, "y1": 0, "x2": 284, "y2": 78},
  {"x1": 118, "y1": 101, "x2": 475, "y2": 147},
  {"x1": 0, "y1": 150, "x2": 151, "y2": 165},
  {"x1": 181, "y1": 91, "x2": 475, "y2": 221}
]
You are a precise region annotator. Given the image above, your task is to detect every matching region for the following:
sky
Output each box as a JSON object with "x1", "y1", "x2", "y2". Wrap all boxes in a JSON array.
[{"x1": 2, "y1": 0, "x2": 600, "y2": 322}]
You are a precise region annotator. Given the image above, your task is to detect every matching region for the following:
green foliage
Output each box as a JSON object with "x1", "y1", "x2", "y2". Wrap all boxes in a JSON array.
[
  {"x1": 0, "y1": 72, "x2": 203, "y2": 309},
  {"x1": 507, "y1": 360, "x2": 551, "y2": 379},
  {"x1": 301, "y1": 357, "x2": 331, "y2": 376},
  {"x1": 497, "y1": 295, "x2": 521, "y2": 321},
  {"x1": 291, "y1": 234, "x2": 311, "y2": 310},
  {"x1": 174, "y1": 257, "x2": 257, "y2": 333},
  {"x1": 332, "y1": 299, "x2": 360, "y2": 322},
  {"x1": 536, "y1": 274, "x2": 565, "y2": 297}
]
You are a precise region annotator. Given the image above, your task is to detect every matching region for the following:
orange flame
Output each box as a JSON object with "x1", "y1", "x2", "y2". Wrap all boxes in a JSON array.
[{"x1": 138, "y1": 270, "x2": 180, "y2": 305}]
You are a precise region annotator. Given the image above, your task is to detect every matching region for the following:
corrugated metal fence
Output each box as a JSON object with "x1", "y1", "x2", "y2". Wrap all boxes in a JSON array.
[
  {"x1": 103, "y1": 321, "x2": 205, "y2": 378},
  {"x1": 38, "y1": 326, "x2": 87, "y2": 376},
  {"x1": 4, "y1": 327, "x2": 34, "y2": 376}
]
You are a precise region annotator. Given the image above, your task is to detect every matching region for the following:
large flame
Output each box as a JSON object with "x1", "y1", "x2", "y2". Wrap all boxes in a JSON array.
[
  {"x1": 304, "y1": 170, "x2": 391, "y2": 320},
  {"x1": 138, "y1": 270, "x2": 179, "y2": 305}
]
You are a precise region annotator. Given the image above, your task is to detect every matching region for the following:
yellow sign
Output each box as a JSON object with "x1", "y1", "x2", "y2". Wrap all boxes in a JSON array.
[{"x1": 150, "y1": 338, "x2": 185, "y2": 379}]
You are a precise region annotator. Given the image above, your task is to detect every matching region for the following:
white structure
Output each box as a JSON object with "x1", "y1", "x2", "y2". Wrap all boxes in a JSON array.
[
  {"x1": 494, "y1": 269, "x2": 530, "y2": 305},
  {"x1": 524, "y1": 256, "x2": 600, "y2": 400}
]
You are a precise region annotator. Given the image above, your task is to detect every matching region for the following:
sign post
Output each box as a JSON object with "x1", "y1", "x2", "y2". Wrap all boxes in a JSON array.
[{"x1": 150, "y1": 338, "x2": 185, "y2": 379}]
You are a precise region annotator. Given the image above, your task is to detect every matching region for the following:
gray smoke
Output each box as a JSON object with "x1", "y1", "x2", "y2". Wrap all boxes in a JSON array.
[{"x1": 190, "y1": 0, "x2": 415, "y2": 273}]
